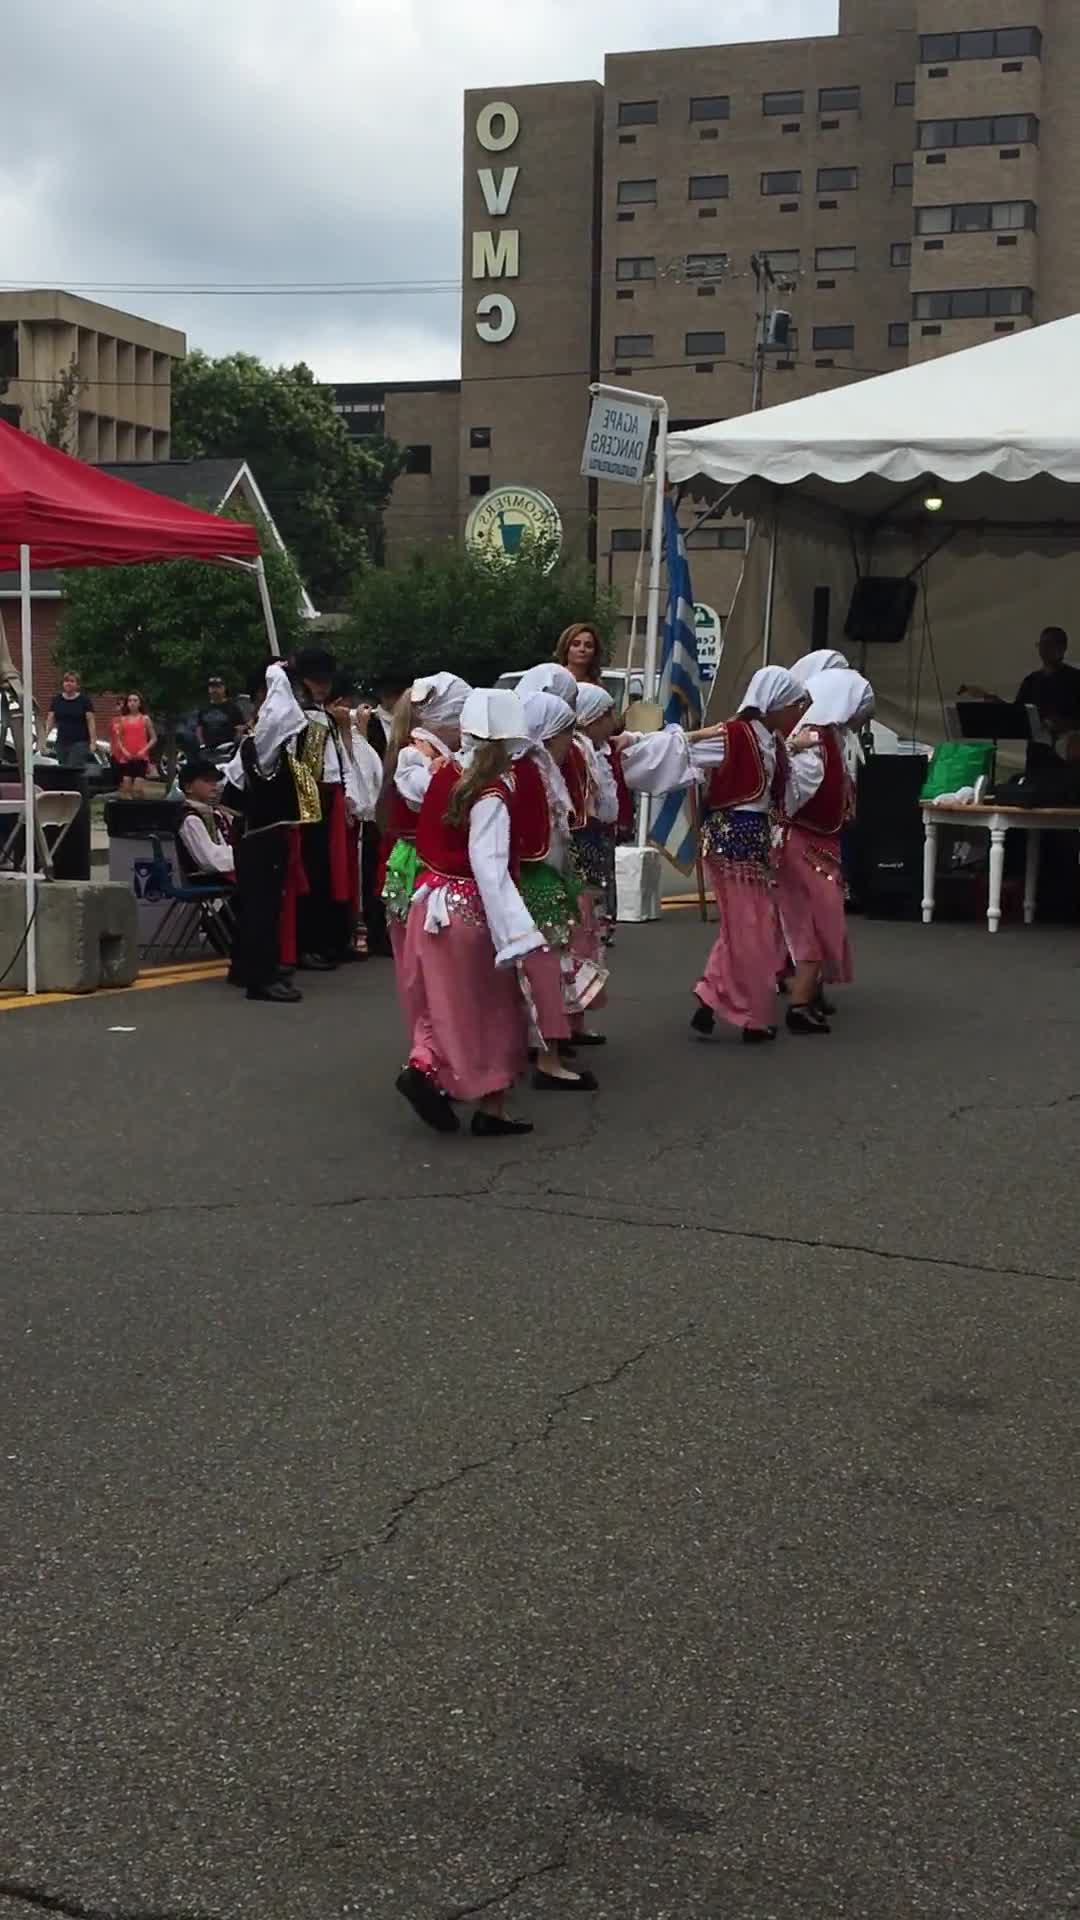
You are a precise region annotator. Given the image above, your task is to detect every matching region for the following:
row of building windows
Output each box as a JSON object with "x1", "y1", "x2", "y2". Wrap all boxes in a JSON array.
[
  {"x1": 919, "y1": 26, "x2": 1041, "y2": 63},
  {"x1": 915, "y1": 199, "x2": 1036, "y2": 234},
  {"x1": 617, "y1": 87, "x2": 873, "y2": 127},
  {"x1": 613, "y1": 291, "x2": 1031, "y2": 361},
  {"x1": 618, "y1": 165, "x2": 881, "y2": 203},
  {"x1": 615, "y1": 243, "x2": 918, "y2": 279},
  {"x1": 610, "y1": 525, "x2": 748, "y2": 551},
  {"x1": 918, "y1": 114, "x2": 1038, "y2": 149}
]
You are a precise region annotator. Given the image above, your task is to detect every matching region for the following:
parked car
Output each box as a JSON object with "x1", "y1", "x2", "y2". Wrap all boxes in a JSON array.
[{"x1": 497, "y1": 666, "x2": 645, "y2": 712}]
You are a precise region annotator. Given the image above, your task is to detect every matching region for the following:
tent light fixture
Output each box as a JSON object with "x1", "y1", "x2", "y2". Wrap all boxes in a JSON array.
[{"x1": 924, "y1": 493, "x2": 944, "y2": 513}]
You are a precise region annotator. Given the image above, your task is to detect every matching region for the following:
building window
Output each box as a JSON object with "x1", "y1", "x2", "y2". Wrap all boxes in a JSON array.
[
  {"x1": 817, "y1": 166, "x2": 858, "y2": 191},
  {"x1": 895, "y1": 80, "x2": 915, "y2": 106},
  {"x1": 0, "y1": 402, "x2": 20, "y2": 428},
  {"x1": 919, "y1": 27, "x2": 1041, "y2": 63},
  {"x1": 614, "y1": 333, "x2": 654, "y2": 357},
  {"x1": 889, "y1": 322, "x2": 910, "y2": 348},
  {"x1": 617, "y1": 178, "x2": 657, "y2": 204},
  {"x1": 688, "y1": 174, "x2": 730, "y2": 199},
  {"x1": 891, "y1": 241, "x2": 912, "y2": 266},
  {"x1": 685, "y1": 252, "x2": 729, "y2": 279},
  {"x1": 618, "y1": 100, "x2": 658, "y2": 126},
  {"x1": 469, "y1": 426, "x2": 491, "y2": 449},
  {"x1": 611, "y1": 528, "x2": 645, "y2": 552},
  {"x1": 918, "y1": 114, "x2": 1039, "y2": 150},
  {"x1": 469, "y1": 473, "x2": 489, "y2": 496},
  {"x1": 762, "y1": 170, "x2": 801, "y2": 195},
  {"x1": 405, "y1": 444, "x2": 432, "y2": 475},
  {"x1": 615, "y1": 255, "x2": 657, "y2": 280},
  {"x1": 915, "y1": 200, "x2": 1037, "y2": 234},
  {"x1": 761, "y1": 249, "x2": 801, "y2": 275},
  {"x1": 812, "y1": 324, "x2": 855, "y2": 349},
  {"x1": 819, "y1": 86, "x2": 861, "y2": 112},
  {"x1": 893, "y1": 161, "x2": 914, "y2": 187},
  {"x1": 684, "y1": 526, "x2": 746, "y2": 550},
  {"x1": 815, "y1": 246, "x2": 857, "y2": 270},
  {"x1": 912, "y1": 286, "x2": 1034, "y2": 320},
  {"x1": 763, "y1": 90, "x2": 804, "y2": 116},
  {"x1": 690, "y1": 95, "x2": 730, "y2": 121},
  {"x1": 685, "y1": 330, "x2": 727, "y2": 356}
]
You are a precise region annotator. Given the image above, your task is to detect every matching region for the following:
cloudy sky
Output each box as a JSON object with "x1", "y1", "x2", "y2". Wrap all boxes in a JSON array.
[{"x1": 4, "y1": 0, "x2": 837, "y2": 383}]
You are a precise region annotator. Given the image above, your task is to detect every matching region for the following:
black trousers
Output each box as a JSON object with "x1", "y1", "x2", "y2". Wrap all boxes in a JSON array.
[
  {"x1": 361, "y1": 821, "x2": 390, "y2": 953},
  {"x1": 297, "y1": 813, "x2": 351, "y2": 961},
  {"x1": 234, "y1": 828, "x2": 288, "y2": 989}
]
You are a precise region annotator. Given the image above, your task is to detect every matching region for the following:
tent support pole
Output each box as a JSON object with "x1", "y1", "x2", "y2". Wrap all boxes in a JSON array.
[
  {"x1": 761, "y1": 509, "x2": 779, "y2": 666},
  {"x1": 20, "y1": 544, "x2": 36, "y2": 996},
  {"x1": 254, "y1": 554, "x2": 280, "y2": 659},
  {"x1": 637, "y1": 398, "x2": 670, "y2": 850}
]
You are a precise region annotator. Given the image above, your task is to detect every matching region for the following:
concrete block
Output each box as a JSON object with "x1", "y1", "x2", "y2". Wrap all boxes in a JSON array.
[
  {"x1": 616, "y1": 845, "x2": 664, "y2": 922},
  {"x1": 0, "y1": 879, "x2": 138, "y2": 993}
]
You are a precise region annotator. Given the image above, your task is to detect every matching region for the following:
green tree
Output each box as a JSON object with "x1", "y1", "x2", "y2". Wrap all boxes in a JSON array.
[
  {"x1": 344, "y1": 537, "x2": 619, "y2": 689},
  {"x1": 36, "y1": 353, "x2": 82, "y2": 451},
  {"x1": 60, "y1": 527, "x2": 307, "y2": 768},
  {"x1": 172, "y1": 351, "x2": 404, "y2": 608}
]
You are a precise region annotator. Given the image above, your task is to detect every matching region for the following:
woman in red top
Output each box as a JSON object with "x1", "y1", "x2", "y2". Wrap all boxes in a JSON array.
[{"x1": 110, "y1": 692, "x2": 156, "y2": 795}]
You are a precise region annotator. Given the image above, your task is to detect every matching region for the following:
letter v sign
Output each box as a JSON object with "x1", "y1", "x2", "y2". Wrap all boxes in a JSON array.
[{"x1": 478, "y1": 167, "x2": 519, "y2": 217}]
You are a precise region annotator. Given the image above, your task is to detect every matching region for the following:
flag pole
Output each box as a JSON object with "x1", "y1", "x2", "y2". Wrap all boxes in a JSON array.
[{"x1": 689, "y1": 781, "x2": 709, "y2": 923}]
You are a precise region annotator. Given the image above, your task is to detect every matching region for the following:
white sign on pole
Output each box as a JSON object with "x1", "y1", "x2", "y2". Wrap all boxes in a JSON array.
[
  {"x1": 694, "y1": 603, "x2": 724, "y2": 681},
  {"x1": 580, "y1": 395, "x2": 652, "y2": 486}
]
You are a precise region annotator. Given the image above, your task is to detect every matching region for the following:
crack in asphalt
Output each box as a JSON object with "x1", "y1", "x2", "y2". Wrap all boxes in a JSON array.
[
  {"x1": 0, "y1": 1885, "x2": 218, "y2": 1920},
  {"x1": 227, "y1": 1320, "x2": 699, "y2": 1629},
  {"x1": 476, "y1": 1191, "x2": 1079, "y2": 1289},
  {"x1": 949, "y1": 1089, "x2": 1080, "y2": 1120},
  {"x1": 437, "y1": 1851, "x2": 569, "y2": 1919}
]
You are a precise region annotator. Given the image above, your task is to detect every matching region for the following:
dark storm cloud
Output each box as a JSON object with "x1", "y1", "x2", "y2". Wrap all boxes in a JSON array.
[{"x1": 1, "y1": 0, "x2": 837, "y2": 378}]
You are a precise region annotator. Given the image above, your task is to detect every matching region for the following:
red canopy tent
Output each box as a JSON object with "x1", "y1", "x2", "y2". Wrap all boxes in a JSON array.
[{"x1": 0, "y1": 419, "x2": 266, "y2": 992}]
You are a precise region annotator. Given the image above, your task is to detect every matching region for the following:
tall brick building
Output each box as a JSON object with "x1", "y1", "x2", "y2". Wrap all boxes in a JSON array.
[{"x1": 337, "y1": 2, "x2": 1075, "y2": 646}]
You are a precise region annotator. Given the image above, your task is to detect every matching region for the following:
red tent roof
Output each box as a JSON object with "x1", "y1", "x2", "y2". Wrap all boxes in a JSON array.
[{"x1": 0, "y1": 420, "x2": 261, "y2": 571}]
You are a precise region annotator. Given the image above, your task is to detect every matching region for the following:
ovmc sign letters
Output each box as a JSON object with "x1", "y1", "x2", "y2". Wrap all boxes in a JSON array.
[
  {"x1": 580, "y1": 396, "x2": 652, "y2": 486},
  {"x1": 472, "y1": 100, "x2": 521, "y2": 345}
]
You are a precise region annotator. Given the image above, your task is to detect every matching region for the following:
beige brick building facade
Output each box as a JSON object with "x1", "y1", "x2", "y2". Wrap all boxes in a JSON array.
[
  {"x1": 0, "y1": 291, "x2": 185, "y2": 463},
  {"x1": 355, "y1": 5, "x2": 1077, "y2": 649}
]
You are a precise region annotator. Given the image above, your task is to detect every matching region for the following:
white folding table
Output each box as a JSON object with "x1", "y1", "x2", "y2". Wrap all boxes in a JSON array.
[{"x1": 921, "y1": 801, "x2": 1080, "y2": 933}]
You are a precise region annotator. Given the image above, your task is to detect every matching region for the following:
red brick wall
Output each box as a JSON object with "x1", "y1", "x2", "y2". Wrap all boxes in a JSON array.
[{"x1": 4, "y1": 600, "x2": 121, "y2": 713}]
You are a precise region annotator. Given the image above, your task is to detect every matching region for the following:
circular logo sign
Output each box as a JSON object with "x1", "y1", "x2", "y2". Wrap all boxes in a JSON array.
[{"x1": 465, "y1": 486, "x2": 562, "y2": 567}]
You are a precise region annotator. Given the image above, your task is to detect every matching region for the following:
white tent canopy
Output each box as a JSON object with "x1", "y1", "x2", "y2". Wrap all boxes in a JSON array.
[
  {"x1": 664, "y1": 317, "x2": 1080, "y2": 740},
  {"x1": 668, "y1": 316, "x2": 1080, "y2": 527}
]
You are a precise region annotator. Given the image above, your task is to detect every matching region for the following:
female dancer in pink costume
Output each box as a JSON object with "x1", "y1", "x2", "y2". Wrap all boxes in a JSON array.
[
  {"x1": 778, "y1": 668, "x2": 873, "y2": 1035},
  {"x1": 620, "y1": 667, "x2": 808, "y2": 1044}
]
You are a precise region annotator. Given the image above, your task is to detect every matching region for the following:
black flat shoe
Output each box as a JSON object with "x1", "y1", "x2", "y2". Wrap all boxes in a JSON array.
[
  {"x1": 742, "y1": 1025, "x2": 777, "y2": 1045},
  {"x1": 571, "y1": 1031, "x2": 606, "y2": 1047},
  {"x1": 247, "y1": 980, "x2": 302, "y2": 1003},
  {"x1": 786, "y1": 1005, "x2": 830, "y2": 1036},
  {"x1": 395, "y1": 1065, "x2": 460, "y2": 1132},
  {"x1": 532, "y1": 1068, "x2": 599, "y2": 1092},
  {"x1": 298, "y1": 953, "x2": 336, "y2": 972},
  {"x1": 471, "y1": 1112, "x2": 534, "y2": 1137},
  {"x1": 690, "y1": 1003, "x2": 715, "y2": 1036}
]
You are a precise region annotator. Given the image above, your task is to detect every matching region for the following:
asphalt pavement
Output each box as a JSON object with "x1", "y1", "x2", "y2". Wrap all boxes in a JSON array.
[{"x1": 1, "y1": 913, "x2": 1077, "y2": 1920}]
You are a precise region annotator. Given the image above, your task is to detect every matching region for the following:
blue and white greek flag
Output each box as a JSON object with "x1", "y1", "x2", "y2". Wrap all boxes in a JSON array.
[{"x1": 650, "y1": 498, "x2": 704, "y2": 871}]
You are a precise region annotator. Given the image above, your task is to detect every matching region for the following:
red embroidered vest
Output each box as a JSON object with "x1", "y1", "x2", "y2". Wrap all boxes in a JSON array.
[
  {"x1": 703, "y1": 719, "x2": 769, "y2": 814},
  {"x1": 789, "y1": 726, "x2": 849, "y2": 837},
  {"x1": 564, "y1": 742, "x2": 590, "y2": 829},
  {"x1": 416, "y1": 759, "x2": 514, "y2": 880},
  {"x1": 513, "y1": 752, "x2": 553, "y2": 863}
]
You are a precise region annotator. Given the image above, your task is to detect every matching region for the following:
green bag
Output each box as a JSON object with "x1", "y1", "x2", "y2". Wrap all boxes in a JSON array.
[{"x1": 920, "y1": 740, "x2": 995, "y2": 801}]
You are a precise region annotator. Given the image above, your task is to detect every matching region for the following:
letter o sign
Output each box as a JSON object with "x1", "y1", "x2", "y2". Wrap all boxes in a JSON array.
[
  {"x1": 475, "y1": 293, "x2": 517, "y2": 343},
  {"x1": 476, "y1": 101, "x2": 520, "y2": 153}
]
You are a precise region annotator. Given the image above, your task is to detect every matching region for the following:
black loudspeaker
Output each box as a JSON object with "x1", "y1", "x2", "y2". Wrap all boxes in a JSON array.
[
  {"x1": 844, "y1": 575, "x2": 918, "y2": 646},
  {"x1": 33, "y1": 763, "x2": 92, "y2": 881},
  {"x1": 849, "y1": 753, "x2": 929, "y2": 914}
]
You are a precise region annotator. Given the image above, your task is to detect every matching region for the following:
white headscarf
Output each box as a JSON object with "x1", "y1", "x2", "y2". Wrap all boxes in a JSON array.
[
  {"x1": 738, "y1": 667, "x2": 807, "y2": 716},
  {"x1": 791, "y1": 648, "x2": 848, "y2": 681},
  {"x1": 803, "y1": 669, "x2": 874, "y2": 729},
  {"x1": 460, "y1": 687, "x2": 528, "y2": 750},
  {"x1": 575, "y1": 684, "x2": 615, "y2": 727},
  {"x1": 518, "y1": 662, "x2": 579, "y2": 709},
  {"x1": 519, "y1": 692, "x2": 574, "y2": 838},
  {"x1": 409, "y1": 671, "x2": 472, "y2": 729}
]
